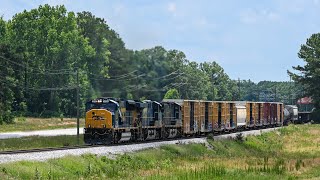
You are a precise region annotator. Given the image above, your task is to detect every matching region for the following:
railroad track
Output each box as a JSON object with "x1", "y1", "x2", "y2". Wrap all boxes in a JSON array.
[
  {"x1": 0, "y1": 145, "x2": 98, "y2": 155},
  {"x1": 0, "y1": 126, "x2": 281, "y2": 155},
  {"x1": 0, "y1": 135, "x2": 209, "y2": 155}
]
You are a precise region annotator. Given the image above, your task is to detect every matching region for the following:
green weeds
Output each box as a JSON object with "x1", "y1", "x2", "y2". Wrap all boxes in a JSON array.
[
  {"x1": 0, "y1": 117, "x2": 84, "y2": 132},
  {"x1": 0, "y1": 135, "x2": 84, "y2": 151},
  {"x1": 1, "y1": 124, "x2": 320, "y2": 179}
]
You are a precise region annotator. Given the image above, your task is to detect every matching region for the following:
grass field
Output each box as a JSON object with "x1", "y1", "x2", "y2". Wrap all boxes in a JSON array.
[
  {"x1": 0, "y1": 135, "x2": 84, "y2": 151},
  {"x1": 0, "y1": 117, "x2": 84, "y2": 132},
  {"x1": 1, "y1": 124, "x2": 320, "y2": 179}
]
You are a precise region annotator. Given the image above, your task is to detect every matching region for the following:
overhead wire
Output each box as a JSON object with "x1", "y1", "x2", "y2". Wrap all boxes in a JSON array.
[
  {"x1": 86, "y1": 70, "x2": 139, "y2": 79},
  {"x1": 0, "y1": 55, "x2": 77, "y2": 75},
  {"x1": 1, "y1": 55, "x2": 187, "y2": 93},
  {"x1": 89, "y1": 74, "x2": 146, "y2": 81},
  {"x1": 152, "y1": 70, "x2": 181, "y2": 80},
  {"x1": 0, "y1": 77, "x2": 77, "y2": 91},
  {"x1": 87, "y1": 70, "x2": 184, "y2": 82}
]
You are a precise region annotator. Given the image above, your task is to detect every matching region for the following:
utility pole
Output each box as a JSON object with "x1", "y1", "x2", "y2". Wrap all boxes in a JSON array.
[
  {"x1": 274, "y1": 87, "x2": 277, "y2": 102},
  {"x1": 76, "y1": 69, "x2": 80, "y2": 144},
  {"x1": 212, "y1": 74, "x2": 217, "y2": 101},
  {"x1": 24, "y1": 58, "x2": 28, "y2": 99},
  {"x1": 213, "y1": 86, "x2": 215, "y2": 100},
  {"x1": 290, "y1": 76, "x2": 293, "y2": 105},
  {"x1": 238, "y1": 78, "x2": 241, "y2": 101}
]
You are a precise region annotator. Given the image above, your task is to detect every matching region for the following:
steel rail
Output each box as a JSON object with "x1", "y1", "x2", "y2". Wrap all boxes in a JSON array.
[{"x1": 0, "y1": 125, "x2": 282, "y2": 155}]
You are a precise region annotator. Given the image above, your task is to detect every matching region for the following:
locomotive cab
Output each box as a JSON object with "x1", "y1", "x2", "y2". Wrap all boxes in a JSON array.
[{"x1": 84, "y1": 98, "x2": 120, "y2": 144}]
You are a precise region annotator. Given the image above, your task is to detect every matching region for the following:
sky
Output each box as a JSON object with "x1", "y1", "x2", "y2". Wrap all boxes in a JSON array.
[{"x1": 1, "y1": 0, "x2": 319, "y2": 82}]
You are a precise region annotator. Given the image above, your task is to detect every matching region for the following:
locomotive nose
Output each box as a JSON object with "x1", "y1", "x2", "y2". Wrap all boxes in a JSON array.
[{"x1": 86, "y1": 109, "x2": 112, "y2": 129}]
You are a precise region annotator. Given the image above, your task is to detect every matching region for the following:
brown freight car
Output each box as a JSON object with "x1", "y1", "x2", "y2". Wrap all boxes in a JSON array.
[
  {"x1": 162, "y1": 99, "x2": 201, "y2": 135},
  {"x1": 255, "y1": 102, "x2": 264, "y2": 127},
  {"x1": 270, "y1": 102, "x2": 277, "y2": 126},
  {"x1": 263, "y1": 102, "x2": 271, "y2": 126},
  {"x1": 200, "y1": 101, "x2": 213, "y2": 133},
  {"x1": 276, "y1": 102, "x2": 284, "y2": 126},
  {"x1": 212, "y1": 101, "x2": 227, "y2": 131},
  {"x1": 225, "y1": 101, "x2": 237, "y2": 130},
  {"x1": 246, "y1": 102, "x2": 256, "y2": 128}
]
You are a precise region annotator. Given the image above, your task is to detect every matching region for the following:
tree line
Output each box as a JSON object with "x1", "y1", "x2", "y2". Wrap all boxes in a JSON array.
[{"x1": 0, "y1": 5, "x2": 302, "y2": 123}]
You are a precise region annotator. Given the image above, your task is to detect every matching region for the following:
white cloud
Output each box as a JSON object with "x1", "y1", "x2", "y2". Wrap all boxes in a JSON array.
[
  {"x1": 267, "y1": 11, "x2": 279, "y2": 21},
  {"x1": 198, "y1": 17, "x2": 207, "y2": 26},
  {"x1": 167, "y1": 2, "x2": 179, "y2": 17},
  {"x1": 167, "y1": 2, "x2": 176, "y2": 13},
  {"x1": 194, "y1": 17, "x2": 217, "y2": 30},
  {"x1": 240, "y1": 10, "x2": 258, "y2": 24},
  {"x1": 240, "y1": 9, "x2": 280, "y2": 25}
]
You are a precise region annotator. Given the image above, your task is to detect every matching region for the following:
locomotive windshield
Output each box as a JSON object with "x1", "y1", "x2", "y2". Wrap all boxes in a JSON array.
[{"x1": 86, "y1": 99, "x2": 118, "y2": 112}]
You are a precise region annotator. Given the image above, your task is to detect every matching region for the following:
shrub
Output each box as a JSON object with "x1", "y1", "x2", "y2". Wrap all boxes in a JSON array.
[
  {"x1": 0, "y1": 110, "x2": 14, "y2": 124},
  {"x1": 236, "y1": 133, "x2": 244, "y2": 142}
]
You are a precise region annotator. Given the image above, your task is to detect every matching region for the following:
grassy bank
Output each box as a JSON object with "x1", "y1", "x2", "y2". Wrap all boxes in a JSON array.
[
  {"x1": 0, "y1": 117, "x2": 84, "y2": 132},
  {"x1": 1, "y1": 124, "x2": 320, "y2": 179},
  {"x1": 0, "y1": 135, "x2": 84, "y2": 151}
]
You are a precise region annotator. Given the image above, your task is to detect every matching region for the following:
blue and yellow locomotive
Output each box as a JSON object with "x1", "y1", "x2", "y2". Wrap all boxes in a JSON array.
[{"x1": 84, "y1": 97, "x2": 285, "y2": 145}]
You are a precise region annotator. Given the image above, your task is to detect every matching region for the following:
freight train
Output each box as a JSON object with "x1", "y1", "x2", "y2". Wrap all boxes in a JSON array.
[{"x1": 84, "y1": 98, "x2": 287, "y2": 144}]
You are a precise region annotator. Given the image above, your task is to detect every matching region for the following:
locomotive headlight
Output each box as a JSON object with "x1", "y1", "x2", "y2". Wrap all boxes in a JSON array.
[
  {"x1": 88, "y1": 124, "x2": 91, "y2": 128},
  {"x1": 102, "y1": 124, "x2": 106, "y2": 128}
]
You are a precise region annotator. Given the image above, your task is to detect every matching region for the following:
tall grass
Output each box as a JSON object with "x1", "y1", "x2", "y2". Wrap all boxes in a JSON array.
[
  {"x1": 1, "y1": 124, "x2": 320, "y2": 179},
  {"x1": 0, "y1": 117, "x2": 85, "y2": 132},
  {"x1": 0, "y1": 142, "x2": 291, "y2": 179}
]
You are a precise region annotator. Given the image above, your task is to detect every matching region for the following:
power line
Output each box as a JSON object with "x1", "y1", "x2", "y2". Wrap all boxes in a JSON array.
[
  {"x1": 89, "y1": 74, "x2": 146, "y2": 81},
  {"x1": 28, "y1": 86, "x2": 77, "y2": 91},
  {"x1": 0, "y1": 76, "x2": 77, "y2": 91},
  {"x1": 0, "y1": 55, "x2": 77, "y2": 74},
  {"x1": 86, "y1": 69, "x2": 184, "y2": 82},
  {"x1": 152, "y1": 70, "x2": 181, "y2": 80},
  {"x1": 0, "y1": 55, "x2": 187, "y2": 94},
  {"x1": 86, "y1": 70, "x2": 139, "y2": 79},
  {"x1": 100, "y1": 88, "x2": 167, "y2": 94}
]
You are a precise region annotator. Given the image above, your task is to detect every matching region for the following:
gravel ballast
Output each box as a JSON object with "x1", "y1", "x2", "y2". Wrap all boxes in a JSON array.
[{"x1": 0, "y1": 127, "x2": 280, "y2": 164}]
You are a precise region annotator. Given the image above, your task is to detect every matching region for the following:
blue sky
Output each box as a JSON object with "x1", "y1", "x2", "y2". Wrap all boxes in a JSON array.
[{"x1": 1, "y1": 0, "x2": 319, "y2": 82}]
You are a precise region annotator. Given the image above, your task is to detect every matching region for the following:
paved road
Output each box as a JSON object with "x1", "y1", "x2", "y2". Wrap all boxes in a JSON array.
[{"x1": 0, "y1": 128, "x2": 84, "y2": 139}]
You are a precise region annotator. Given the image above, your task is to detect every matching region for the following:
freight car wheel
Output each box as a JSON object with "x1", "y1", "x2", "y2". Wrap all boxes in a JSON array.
[
  {"x1": 143, "y1": 129, "x2": 148, "y2": 141},
  {"x1": 113, "y1": 132, "x2": 122, "y2": 144},
  {"x1": 130, "y1": 129, "x2": 138, "y2": 142}
]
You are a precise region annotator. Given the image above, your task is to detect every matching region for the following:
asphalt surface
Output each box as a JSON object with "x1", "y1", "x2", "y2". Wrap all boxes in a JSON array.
[{"x1": 0, "y1": 128, "x2": 84, "y2": 139}]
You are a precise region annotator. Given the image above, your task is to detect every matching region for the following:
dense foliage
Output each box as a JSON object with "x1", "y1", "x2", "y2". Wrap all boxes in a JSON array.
[
  {"x1": 238, "y1": 80, "x2": 302, "y2": 104},
  {"x1": 0, "y1": 5, "x2": 300, "y2": 123}
]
